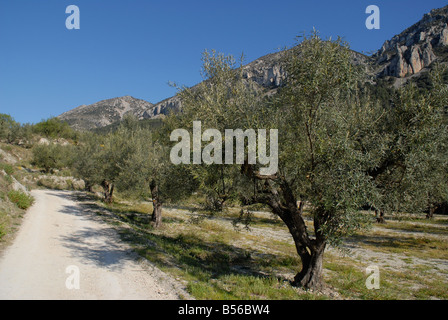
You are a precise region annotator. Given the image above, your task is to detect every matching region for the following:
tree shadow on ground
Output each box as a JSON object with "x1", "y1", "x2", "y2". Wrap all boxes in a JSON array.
[
  {"x1": 46, "y1": 191, "x2": 139, "y2": 271},
  {"x1": 127, "y1": 226, "x2": 298, "y2": 285},
  {"x1": 49, "y1": 191, "x2": 297, "y2": 284},
  {"x1": 58, "y1": 224, "x2": 136, "y2": 271}
]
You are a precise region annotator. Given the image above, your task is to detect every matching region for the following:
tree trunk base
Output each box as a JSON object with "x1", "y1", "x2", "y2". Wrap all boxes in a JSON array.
[
  {"x1": 150, "y1": 179, "x2": 162, "y2": 228},
  {"x1": 292, "y1": 247, "x2": 325, "y2": 291},
  {"x1": 101, "y1": 180, "x2": 114, "y2": 204},
  {"x1": 151, "y1": 203, "x2": 163, "y2": 228},
  {"x1": 426, "y1": 207, "x2": 435, "y2": 219},
  {"x1": 375, "y1": 210, "x2": 386, "y2": 223},
  {"x1": 376, "y1": 217, "x2": 386, "y2": 223}
]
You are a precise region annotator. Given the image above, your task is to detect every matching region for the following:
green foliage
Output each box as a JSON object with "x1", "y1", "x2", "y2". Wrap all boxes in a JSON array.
[
  {"x1": 7, "y1": 190, "x2": 34, "y2": 210},
  {"x1": 167, "y1": 32, "x2": 448, "y2": 250},
  {"x1": 275, "y1": 32, "x2": 380, "y2": 245},
  {"x1": 72, "y1": 131, "x2": 105, "y2": 189},
  {"x1": 367, "y1": 64, "x2": 448, "y2": 215},
  {"x1": 31, "y1": 143, "x2": 75, "y2": 173},
  {"x1": 32, "y1": 117, "x2": 77, "y2": 140},
  {"x1": 168, "y1": 49, "x2": 268, "y2": 211},
  {"x1": 111, "y1": 116, "x2": 196, "y2": 202},
  {"x1": 73, "y1": 114, "x2": 196, "y2": 203},
  {"x1": 0, "y1": 163, "x2": 14, "y2": 175},
  {"x1": 0, "y1": 113, "x2": 20, "y2": 143}
]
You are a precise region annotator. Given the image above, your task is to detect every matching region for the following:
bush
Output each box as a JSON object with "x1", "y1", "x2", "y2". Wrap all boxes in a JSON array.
[
  {"x1": 0, "y1": 114, "x2": 20, "y2": 143},
  {"x1": 0, "y1": 163, "x2": 14, "y2": 175},
  {"x1": 0, "y1": 223, "x2": 5, "y2": 240},
  {"x1": 32, "y1": 117, "x2": 77, "y2": 140},
  {"x1": 7, "y1": 190, "x2": 34, "y2": 210},
  {"x1": 32, "y1": 143, "x2": 75, "y2": 173}
]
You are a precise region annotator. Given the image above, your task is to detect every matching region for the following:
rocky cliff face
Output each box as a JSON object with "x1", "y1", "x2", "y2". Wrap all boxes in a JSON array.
[
  {"x1": 373, "y1": 5, "x2": 448, "y2": 78},
  {"x1": 58, "y1": 95, "x2": 153, "y2": 131},
  {"x1": 242, "y1": 51, "x2": 286, "y2": 88},
  {"x1": 144, "y1": 96, "x2": 182, "y2": 119}
]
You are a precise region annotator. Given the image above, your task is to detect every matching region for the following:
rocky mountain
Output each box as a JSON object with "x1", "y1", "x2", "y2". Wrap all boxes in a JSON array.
[
  {"x1": 59, "y1": 5, "x2": 448, "y2": 131},
  {"x1": 58, "y1": 95, "x2": 154, "y2": 131},
  {"x1": 373, "y1": 5, "x2": 448, "y2": 79},
  {"x1": 144, "y1": 96, "x2": 182, "y2": 119},
  {"x1": 143, "y1": 49, "x2": 370, "y2": 122}
]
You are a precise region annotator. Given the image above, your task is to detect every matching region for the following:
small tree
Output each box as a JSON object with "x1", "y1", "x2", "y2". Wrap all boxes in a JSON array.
[
  {"x1": 73, "y1": 132, "x2": 105, "y2": 192},
  {"x1": 115, "y1": 124, "x2": 196, "y2": 228},
  {"x1": 32, "y1": 143, "x2": 75, "y2": 173},
  {"x1": 32, "y1": 117, "x2": 77, "y2": 140},
  {"x1": 365, "y1": 65, "x2": 448, "y2": 221},
  {"x1": 0, "y1": 114, "x2": 20, "y2": 143},
  {"x1": 73, "y1": 122, "x2": 135, "y2": 203}
]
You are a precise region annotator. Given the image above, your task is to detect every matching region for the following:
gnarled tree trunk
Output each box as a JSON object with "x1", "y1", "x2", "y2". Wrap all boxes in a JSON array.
[
  {"x1": 243, "y1": 167, "x2": 327, "y2": 290},
  {"x1": 150, "y1": 179, "x2": 162, "y2": 228},
  {"x1": 426, "y1": 205, "x2": 435, "y2": 219},
  {"x1": 294, "y1": 242, "x2": 326, "y2": 289},
  {"x1": 375, "y1": 209, "x2": 385, "y2": 223},
  {"x1": 101, "y1": 180, "x2": 114, "y2": 204},
  {"x1": 277, "y1": 200, "x2": 326, "y2": 290}
]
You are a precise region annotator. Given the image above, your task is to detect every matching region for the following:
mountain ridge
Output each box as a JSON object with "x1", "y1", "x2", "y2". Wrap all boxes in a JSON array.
[
  {"x1": 58, "y1": 95, "x2": 154, "y2": 131},
  {"x1": 57, "y1": 5, "x2": 448, "y2": 131}
]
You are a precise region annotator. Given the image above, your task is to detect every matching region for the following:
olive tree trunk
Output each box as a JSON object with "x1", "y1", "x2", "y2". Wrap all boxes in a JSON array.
[
  {"x1": 101, "y1": 180, "x2": 114, "y2": 204},
  {"x1": 375, "y1": 209, "x2": 386, "y2": 223},
  {"x1": 426, "y1": 205, "x2": 435, "y2": 219},
  {"x1": 244, "y1": 168, "x2": 326, "y2": 290},
  {"x1": 276, "y1": 200, "x2": 326, "y2": 290},
  {"x1": 150, "y1": 179, "x2": 162, "y2": 228}
]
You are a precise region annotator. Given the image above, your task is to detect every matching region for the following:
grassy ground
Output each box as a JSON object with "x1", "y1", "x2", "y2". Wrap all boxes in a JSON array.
[{"x1": 80, "y1": 194, "x2": 448, "y2": 300}]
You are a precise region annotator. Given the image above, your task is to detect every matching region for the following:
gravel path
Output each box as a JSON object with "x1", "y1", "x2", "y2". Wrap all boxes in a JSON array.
[{"x1": 0, "y1": 190, "x2": 187, "y2": 300}]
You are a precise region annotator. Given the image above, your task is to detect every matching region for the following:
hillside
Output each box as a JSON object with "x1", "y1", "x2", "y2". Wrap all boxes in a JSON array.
[{"x1": 58, "y1": 95, "x2": 154, "y2": 131}]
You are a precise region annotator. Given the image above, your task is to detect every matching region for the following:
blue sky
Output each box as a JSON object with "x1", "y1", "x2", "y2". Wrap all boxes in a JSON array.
[{"x1": 0, "y1": 0, "x2": 446, "y2": 124}]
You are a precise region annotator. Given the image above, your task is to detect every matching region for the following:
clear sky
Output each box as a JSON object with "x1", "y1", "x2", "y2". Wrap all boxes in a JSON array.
[{"x1": 0, "y1": 0, "x2": 447, "y2": 124}]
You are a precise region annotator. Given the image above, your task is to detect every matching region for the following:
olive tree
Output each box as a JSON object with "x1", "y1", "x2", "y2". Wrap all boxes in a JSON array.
[
  {"x1": 73, "y1": 117, "x2": 140, "y2": 203},
  {"x1": 32, "y1": 143, "x2": 75, "y2": 173},
  {"x1": 170, "y1": 35, "x2": 386, "y2": 290},
  {"x1": 365, "y1": 65, "x2": 448, "y2": 221},
  {"x1": 168, "y1": 50, "x2": 268, "y2": 212},
  {"x1": 0, "y1": 114, "x2": 20, "y2": 144},
  {"x1": 73, "y1": 131, "x2": 105, "y2": 192},
  {"x1": 115, "y1": 123, "x2": 196, "y2": 228}
]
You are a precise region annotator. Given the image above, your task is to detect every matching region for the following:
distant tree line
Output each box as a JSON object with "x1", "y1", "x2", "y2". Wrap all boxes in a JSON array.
[{"x1": 0, "y1": 115, "x2": 79, "y2": 146}]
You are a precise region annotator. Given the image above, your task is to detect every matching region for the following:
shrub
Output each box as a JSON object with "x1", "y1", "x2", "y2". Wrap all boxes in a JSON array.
[
  {"x1": 0, "y1": 223, "x2": 5, "y2": 240},
  {"x1": 0, "y1": 163, "x2": 14, "y2": 175},
  {"x1": 32, "y1": 117, "x2": 77, "y2": 140},
  {"x1": 0, "y1": 114, "x2": 20, "y2": 143},
  {"x1": 32, "y1": 143, "x2": 75, "y2": 173},
  {"x1": 7, "y1": 190, "x2": 34, "y2": 210}
]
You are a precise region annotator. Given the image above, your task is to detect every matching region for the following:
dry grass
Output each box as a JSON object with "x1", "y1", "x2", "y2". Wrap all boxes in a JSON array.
[{"x1": 86, "y1": 197, "x2": 448, "y2": 300}]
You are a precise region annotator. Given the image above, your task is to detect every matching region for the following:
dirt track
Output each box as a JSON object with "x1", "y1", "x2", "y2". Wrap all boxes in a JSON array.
[{"x1": 0, "y1": 189, "x2": 185, "y2": 300}]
